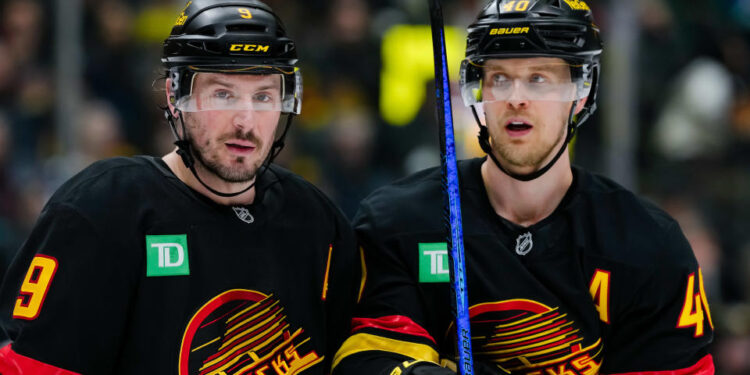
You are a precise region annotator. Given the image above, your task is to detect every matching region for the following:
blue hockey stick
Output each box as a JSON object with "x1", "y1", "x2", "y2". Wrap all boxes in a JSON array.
[{"x1": 427, "y1": 1, "x2": 474, "y2": 375}]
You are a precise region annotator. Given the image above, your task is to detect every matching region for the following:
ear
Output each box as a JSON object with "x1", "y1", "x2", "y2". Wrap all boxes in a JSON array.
[
  {"x1": 573, "y1": 96, "x2": 588, "y2": 115},
  {"x1": 165, "y1": 78, "x2": 180, "y2": 118}
]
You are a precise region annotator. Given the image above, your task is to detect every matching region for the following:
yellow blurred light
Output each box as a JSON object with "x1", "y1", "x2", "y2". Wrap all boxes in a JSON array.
[{"x1": 380, "y1": 25, "x2": 466, "y2": 126}]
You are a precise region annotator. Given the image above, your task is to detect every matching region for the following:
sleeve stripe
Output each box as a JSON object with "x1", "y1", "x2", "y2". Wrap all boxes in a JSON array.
[
  {"x1": 604, "y1": 354, "x2": 714, "y2": 375},
  {"x1": 352, "y1": 315, "x2": 437, "y2": 344},
  {"x1": 0, "y1": 344, "x2": 81, "y2": 375},
  {"x1": 321, "y1": 244, "x2": 333, "y2": 301},
  {"x1": 357, "y1": 247, "x2": 367, "y2": 303},
  {"x1": 332, "y1": 332, "x2": 440, "y2": 371}
]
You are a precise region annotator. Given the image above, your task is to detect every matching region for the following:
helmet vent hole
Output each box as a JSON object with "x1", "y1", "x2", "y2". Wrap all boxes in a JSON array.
[
  {"x1": 536, "y1": 25, "x2": 587, "y2": 48},
  {"x1": 499, "y1": 13, "x2": 527, "y2": 19},
  {"x1": 226, "y1": 24, "x2": 268, "y2": 33},
  {"x1": 186, "y1": 41, "x2": 204, "y2": 50},
  {"x1": 195, "y1": 26, "x2": 215, "y2": 36}
]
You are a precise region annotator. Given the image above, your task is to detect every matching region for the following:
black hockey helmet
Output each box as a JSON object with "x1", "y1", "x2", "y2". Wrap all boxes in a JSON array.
[
  {"x1": 460, "y1": 0, "x2": 602, "y2": 127},
  {"x1": 161, "y1": 0, "x2": 301, "y2": 198},
  {"x1": 162, "y1": 0, "x2": 301, "y2": 114},
  {"x1": 460, "y1": 0, "x2": 603, "y2": 182}
]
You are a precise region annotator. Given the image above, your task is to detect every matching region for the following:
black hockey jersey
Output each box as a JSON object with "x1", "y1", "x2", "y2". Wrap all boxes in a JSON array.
[
  {"x1": 0, "y1": 156, "x2": 359, "y2": 374},
  {"x1": 332, "y1": 158, "x2": 713, "y2": 375}
]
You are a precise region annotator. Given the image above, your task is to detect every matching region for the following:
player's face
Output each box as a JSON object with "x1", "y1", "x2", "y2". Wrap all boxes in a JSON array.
[
  {"x1": 481, "y1": 57, "x2": 580, "y2": 173},
  {"x1": 182, "y1": 73, "x2": 282, "y2": 183}
]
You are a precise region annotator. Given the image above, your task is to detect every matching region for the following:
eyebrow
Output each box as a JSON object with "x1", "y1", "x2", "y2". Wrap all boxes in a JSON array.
[
  {"x1": 203, "y1": 77, "x2": 281, "y2": 91},
  {"x1": 529, "y1": 64, "x2": 567, "y2": 73},
  {"x1": 203, "y1": 76, "x2": 236, "y2": 88},
  {"x1": 255, "y1": 84, "x2": 281, "y2": 91}
]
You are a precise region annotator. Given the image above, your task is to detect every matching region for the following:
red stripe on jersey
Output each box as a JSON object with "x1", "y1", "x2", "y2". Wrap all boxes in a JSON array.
[
  {"x1": 0, "y1": 344, "x2": 81, "y2": 374},
  {"x1": 605, "y1": 354, "x2": 714, "y2": 375},
  {"x1": 351, "y1": 315, "x2": 437, "y2": 345},
  {"x1": 470, "y1": 300, "x2": 550, "y2": 317}
]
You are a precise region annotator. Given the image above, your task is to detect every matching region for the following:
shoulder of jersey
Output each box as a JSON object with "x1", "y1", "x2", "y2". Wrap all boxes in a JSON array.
[
  {"x1": 574, "y1": 168, "x2": 694, "y2": 269},
  {"x1": 355, "y1": 162, "x2": 448, "y2": 234},
  {"x1": 46, "y1": 156, "x2": 166, "y2": 214},
  {"x1": 268, "y1": 163, "x2": 346, "y2": 219}
]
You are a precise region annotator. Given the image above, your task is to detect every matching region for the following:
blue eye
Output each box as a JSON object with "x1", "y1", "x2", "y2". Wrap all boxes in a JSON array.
[
  {"x1": 254, "y1": 93, "x2": 271, "y2": 102},
  {"x1": 530, "y1": 74, "x2": 547, "y2": 84},
  {"x1": 214, "y1": 90, "x2": 235, "y2": 100},
  {"x1": 492, "y1": 73, "x2": 510, "y2": 85}
]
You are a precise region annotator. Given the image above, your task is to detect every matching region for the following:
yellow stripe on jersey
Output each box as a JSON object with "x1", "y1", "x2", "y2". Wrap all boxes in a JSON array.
[
  {"x1": 332, "y1": 332, "x2": 439, "y2": 370},
  {"x1": 322, "y1": 244, "x2": 333, "y2": 300},
  {"x1": 357, "y1": 247, "x2": 367, "y2": 303}
]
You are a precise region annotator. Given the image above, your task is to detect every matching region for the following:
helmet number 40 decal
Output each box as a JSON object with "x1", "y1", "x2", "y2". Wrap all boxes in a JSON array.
[
  {"x1": 677, "y1": 268, "x2": 714, "y2": 337},
  {"x1": 502, "y1": 1, "x2": 531, "y2": 12},
  {"x1": 237, "y1": 8, "x2": 253, "y2": 19},
  {"x1": 13, "y1": 255, "x2": 58, "y2": 320}
]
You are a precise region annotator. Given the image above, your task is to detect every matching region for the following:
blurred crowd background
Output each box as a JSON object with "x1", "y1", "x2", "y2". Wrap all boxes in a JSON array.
[{"x1": 0, "y1": 0, "x2": 748, "y2": 372}]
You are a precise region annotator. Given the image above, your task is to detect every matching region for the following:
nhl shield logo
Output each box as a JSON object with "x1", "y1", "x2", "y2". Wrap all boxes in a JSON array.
[
  {"x1": 231, "y1": 206, "x2": 254, "y2": 224},
  {"x1": 515, "y1": 232, "x2": 533, "y2": 256}
]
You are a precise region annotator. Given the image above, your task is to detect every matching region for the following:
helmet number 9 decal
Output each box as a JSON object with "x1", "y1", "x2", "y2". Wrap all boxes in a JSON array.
[
  {"x1": 13, "y1": 255, "x2": 58, "y2": 320},
  {"x1": 237, "y1": 8, "x2": 253, "y2": 19},
  {"x1": 502, "y1": 0, "x2": 530, "y2": 12}
]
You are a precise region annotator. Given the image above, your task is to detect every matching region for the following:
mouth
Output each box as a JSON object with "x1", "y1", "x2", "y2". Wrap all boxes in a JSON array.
[
  {"x1": 505, "y1": 120, "x2": 533, "y2": 137},
  {"x1": 225, "y1": 141, "x2": 256, "y2": 155}
]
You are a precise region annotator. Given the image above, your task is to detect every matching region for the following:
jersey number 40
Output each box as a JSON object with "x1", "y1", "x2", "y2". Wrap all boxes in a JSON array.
[{"x1": 677, "y1": 269, "x2": 713, "y2": 338}]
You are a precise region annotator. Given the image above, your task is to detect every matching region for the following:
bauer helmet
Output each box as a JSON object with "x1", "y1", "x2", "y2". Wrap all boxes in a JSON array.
[{"x1": 459, "y1": 0, "x2": 602, "y2": 127}]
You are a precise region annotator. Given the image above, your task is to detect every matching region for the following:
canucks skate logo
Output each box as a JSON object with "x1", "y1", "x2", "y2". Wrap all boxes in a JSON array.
[
  {"x1": 232, "y1": 206, "x2": 255, "y2": 224},
  {"x1": 464, "y1": 299, "x2": 602, "y2": 373},
  {"x1": 515, "y1": 232, "x2": 533, "y2": 256},
  {"x1": 179, "y1": 289, "x2": 322, "y2": 375}
]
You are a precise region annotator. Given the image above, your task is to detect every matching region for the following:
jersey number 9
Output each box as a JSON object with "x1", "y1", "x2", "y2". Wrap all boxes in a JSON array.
[{"x1": 13, "y1": 255, "x2": 58, "y2": 320}]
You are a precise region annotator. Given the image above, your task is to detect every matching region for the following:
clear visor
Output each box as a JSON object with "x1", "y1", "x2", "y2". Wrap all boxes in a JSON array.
[
  {"x1": 174, "y1": 68, "x2": 302, "y2": 114},
  {"x1": 459, "y1": 59, "x2": 593, "y2": 106}
]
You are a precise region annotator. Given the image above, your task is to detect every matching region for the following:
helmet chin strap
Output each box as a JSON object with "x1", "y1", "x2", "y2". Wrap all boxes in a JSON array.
[
  {"x1": 472, "y1": 103, "x2": 577, "y2": 182},
  {"x1": 164, "y1": 109, "x2": 293, "y2": 198}
]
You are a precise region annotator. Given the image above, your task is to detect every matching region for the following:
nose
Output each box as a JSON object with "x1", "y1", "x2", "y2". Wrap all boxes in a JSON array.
[
  {"x1": 505, "y1": 80, "x2": 529, "y2": 109},
  {"x1": 506, "y1": 97, "x2": 529, "y2": 110},
  {"x1": 232, "y1": 109, "x2": 256, "y2": 130}
]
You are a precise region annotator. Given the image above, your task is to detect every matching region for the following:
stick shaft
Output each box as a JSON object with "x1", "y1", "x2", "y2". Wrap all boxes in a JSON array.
[{"x1": 427, "y1": 2, "x2": 474, "y2": 375}]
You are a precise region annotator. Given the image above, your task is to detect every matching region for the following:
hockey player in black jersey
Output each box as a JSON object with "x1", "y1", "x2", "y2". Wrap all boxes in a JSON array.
[
  {"x1": 333, "y1": 1, "x2": 714, "y2": 374},
  {"x1": 0, "y1": 1, "x2": 358, "y2": 374}
]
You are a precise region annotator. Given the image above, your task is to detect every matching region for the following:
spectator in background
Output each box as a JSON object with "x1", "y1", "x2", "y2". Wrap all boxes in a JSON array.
[
  {"x1": 323, "y1": 107, "x2": 393, "y2": 218},
  {"x1": 41, "y1": 100, "x2": 133, "y2": 193},
  {"x1": 85, "y1": 0, "x2": 149, "y2": 151},
  {"x1": 1, "y1": 0, "x2": 45, "y2": 67},
  {"x1": 0, "y1": 113, "x2": 20, "y2": 271},
  {"x1": 1, "y1": 0, "x2": 54, "y2": 169}
]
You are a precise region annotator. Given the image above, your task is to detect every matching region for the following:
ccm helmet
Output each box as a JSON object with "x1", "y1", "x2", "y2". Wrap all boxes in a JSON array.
[
  {"x1": 460, "y1": 0, "x2": 603, "y2": 181},
  {"x1": 161, "y1": 0, "x2": 300, "y2": 198},
  {"x1": 163, "y1": 0, "x2": 301, "y2": 115}
]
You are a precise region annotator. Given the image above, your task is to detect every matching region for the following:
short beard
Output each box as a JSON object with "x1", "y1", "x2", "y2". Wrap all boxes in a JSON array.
[{"x1": 190, "y1": 128, "x2": 266, "y2": 183}]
